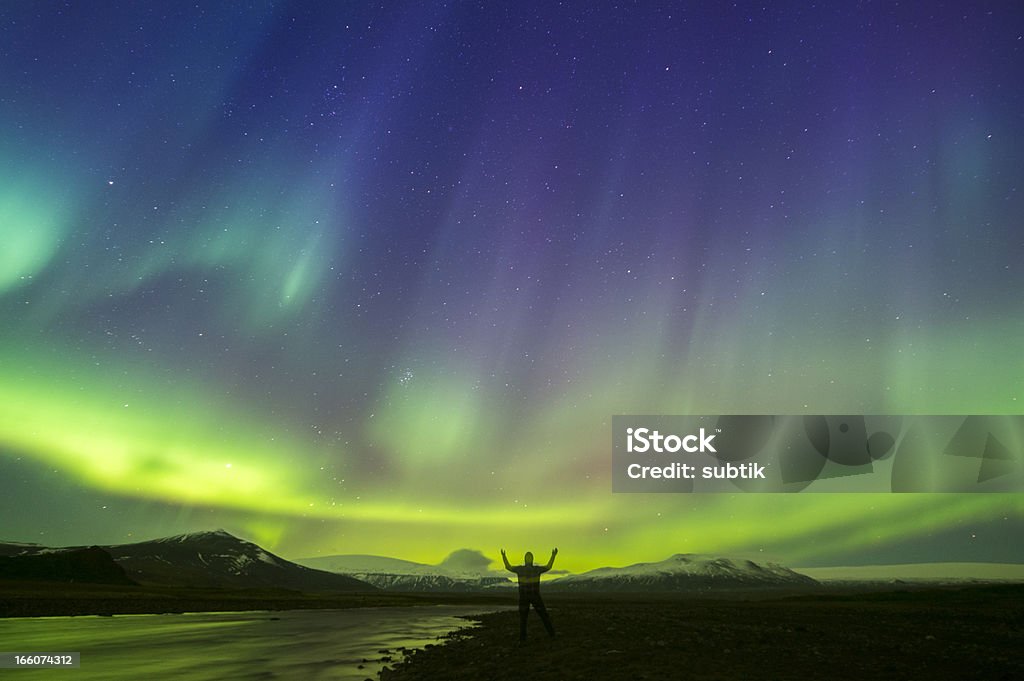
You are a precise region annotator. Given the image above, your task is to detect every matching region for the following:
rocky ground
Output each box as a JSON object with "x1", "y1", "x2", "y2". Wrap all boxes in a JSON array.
[{"x1": 379, "y1": 585, "x2": 1024, "y2": 681}]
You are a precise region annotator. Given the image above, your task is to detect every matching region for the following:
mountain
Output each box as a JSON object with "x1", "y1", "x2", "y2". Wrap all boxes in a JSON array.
[
  {"x1": 547, "y1": 554, "x2": 817, "y2": 592},
  {"x1": 437, "y1": 548, "x2": 495, "y2": 574},
  {"x1": 104, "y1": 530, "x2": 373, "y2": 591},
  {"x1": 296, "y1": 549, "x2": 512, "y2": 592},
  {"x1": 0, "y1": 546, "x2": 135, "y2": 585},
  {"x1": 0, "y1": 530, "x2": 374, "y2": 592},
  {"x1": 298, "y1": 554, "x2": 434, "y2": 575},
  {"x1": 299, "y1": 551, "x2": 817, "y2": 593},
  {"x1": 0, "y1": 541, "x2": 48, "y2": 558},
  {"x1": 342, "y1": 573, "x2": 511, "y2": 592}
]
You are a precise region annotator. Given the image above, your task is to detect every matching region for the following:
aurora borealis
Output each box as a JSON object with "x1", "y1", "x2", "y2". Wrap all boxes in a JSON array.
[{"x1": 1, "y1": 1, "x2": 1022, "y2": 573}]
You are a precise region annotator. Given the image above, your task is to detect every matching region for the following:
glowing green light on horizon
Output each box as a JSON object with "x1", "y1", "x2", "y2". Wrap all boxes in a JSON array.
[{"x1": 0, "y1": 347, "x2": 323, "y2": 516}]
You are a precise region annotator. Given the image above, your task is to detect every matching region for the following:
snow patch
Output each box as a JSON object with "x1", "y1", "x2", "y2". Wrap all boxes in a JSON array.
[{"x1": 256, "y1": 550, "x2": 279, "y2": 566}]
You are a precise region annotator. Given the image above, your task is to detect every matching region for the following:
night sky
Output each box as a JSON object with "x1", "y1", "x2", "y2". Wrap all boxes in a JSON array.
[{"x1": 1, "y1": 2, "x2": 1022, "y2": 573}]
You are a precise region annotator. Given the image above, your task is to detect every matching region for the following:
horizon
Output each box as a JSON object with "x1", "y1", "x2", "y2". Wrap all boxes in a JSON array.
[
  {"x1": 1, "y1": 2, "x2": 1023, "y2": 576},
  {"x1": 4, "y1": 528, "x2": 1024, "y2": 579}
]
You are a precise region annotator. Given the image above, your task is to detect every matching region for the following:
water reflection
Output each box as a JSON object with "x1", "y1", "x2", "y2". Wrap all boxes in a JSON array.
[{"x1": 0, "y1": 605, "x2": 505, "y2": 680}]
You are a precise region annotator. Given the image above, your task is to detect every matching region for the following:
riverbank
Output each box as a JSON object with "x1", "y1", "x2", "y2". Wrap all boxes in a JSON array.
[
  {"x1": 0, "y1": 579, "x2": 506, "y2": 618},
  {"x1": 379, "y1": 585, "x2": 1024, "y2": 680}
]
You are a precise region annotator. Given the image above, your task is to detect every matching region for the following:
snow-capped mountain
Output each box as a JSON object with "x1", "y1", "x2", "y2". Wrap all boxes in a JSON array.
[
  {"x1": 0, "y1": 530, "x2": 374, "y2": 592},
  {"x1": 343, "y1": 573, "x2": 512, "y2": 592},
  {"x1": 298, "y1": 554, "x2": 435, "y2": 575},
  {"x1": 547, "y1": 554, "x2": 817, "y2": 592},
  {"x1": 103, "y1": 530, "x2": 373, "y2": 591}
]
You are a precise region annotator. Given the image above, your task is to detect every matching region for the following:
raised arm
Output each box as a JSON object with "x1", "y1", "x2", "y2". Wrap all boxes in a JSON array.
[
  {"x1": 501, "y1": 548, "x2": 514, "y2": 572},
  {"x1": 542, "y1": 547, "x2": 558, "y2": 572}
]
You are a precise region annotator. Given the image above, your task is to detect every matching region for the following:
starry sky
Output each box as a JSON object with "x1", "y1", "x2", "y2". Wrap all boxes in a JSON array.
[{"x1": 1, "y1": 1, "x2": 1022, "y2": 573}]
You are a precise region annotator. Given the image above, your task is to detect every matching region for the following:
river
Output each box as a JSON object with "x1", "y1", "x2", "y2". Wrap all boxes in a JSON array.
[{"x1": 0, "y1": 605, "x2": 507, "y2": 680}]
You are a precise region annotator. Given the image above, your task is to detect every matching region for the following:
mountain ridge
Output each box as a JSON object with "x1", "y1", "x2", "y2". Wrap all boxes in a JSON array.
[
  {"x1": 0, "y1": 546, "x2": 135, "y2": 585},
  {"x1": 0, "y1": 531, "x2": 373, "y2": 592},
  {"x1": 297, "y1": 551, "x2": 820, "y2": 592},
  {"x1": 546, "y1": 553, "x2": 818, "y2": 591},
  {"x1": 296, "y1": 550, "x2": 512, "y2": 592}
]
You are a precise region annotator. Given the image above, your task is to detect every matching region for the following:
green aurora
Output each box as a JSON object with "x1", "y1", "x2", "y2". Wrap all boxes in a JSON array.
[{"x1": 1, "y1": 2, "x2": 1022, "y2": 574}]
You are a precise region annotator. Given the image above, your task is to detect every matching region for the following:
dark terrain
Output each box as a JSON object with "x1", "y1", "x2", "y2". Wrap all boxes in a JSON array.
[
  {"x1": 0, "y1": 547, "x2": 135, "y2": 585},
  {"x1": 379, "y1": 585, "x2": 1024, "y2": 681}
]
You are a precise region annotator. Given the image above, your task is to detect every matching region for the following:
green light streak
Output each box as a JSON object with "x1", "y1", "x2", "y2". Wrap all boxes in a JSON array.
[
  {"x1": 0, "y1": 170, "x2": 71, "y2": 294},
  {"x1": 0, "y1": 347, "x2": 323, "y2": 516}
]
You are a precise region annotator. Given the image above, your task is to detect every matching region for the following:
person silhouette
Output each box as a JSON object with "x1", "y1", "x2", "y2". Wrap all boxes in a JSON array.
[{"x1": 501, "y1": 547, "x2": 557, "y2": 642}]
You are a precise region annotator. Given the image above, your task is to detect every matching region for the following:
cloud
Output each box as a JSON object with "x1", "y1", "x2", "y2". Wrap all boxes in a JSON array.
[{"x1": 436, "y1": 549, "x2": 493, "y2": 575}]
